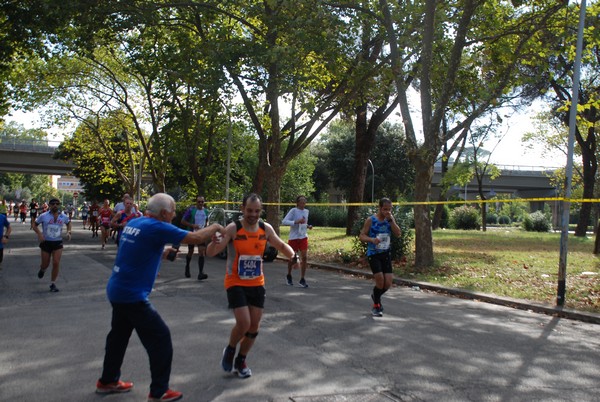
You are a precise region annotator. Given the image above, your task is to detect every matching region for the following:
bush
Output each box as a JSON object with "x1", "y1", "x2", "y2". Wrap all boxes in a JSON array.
[
  {"x1": 498, "y1": 215, "x2": 511, "y2": 225},
  {"x1": 486, "y1": 213, "x2": 498, "y2": 225},
  {"x1": 522, "y1": 210, "x2": 551, "y2": 232},
  {"x1": 350, "y1": 205, "x2": 413, "y2": 261},
  {"x1": 302, "y1": 206, "x2": 346, "y2": 228},
  {"x1": 449, "y1": 205, "x2": 481, "y2": 230}
]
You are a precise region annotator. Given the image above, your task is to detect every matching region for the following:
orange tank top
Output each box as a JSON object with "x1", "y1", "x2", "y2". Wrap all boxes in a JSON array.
[{"x1": 224, "y1": 221, "x2": 268, "y2": 289}]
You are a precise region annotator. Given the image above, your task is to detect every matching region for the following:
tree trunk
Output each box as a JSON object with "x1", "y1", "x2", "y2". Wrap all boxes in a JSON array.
[
  {"x1": 346, "y1": 103, "x2": 376, "y2": 235},
  {"x1": 412, "y1": 157, "x2": 435, "y2": 268},
  {"x1": 575, "y1": 129, "x2": 597, "y2": 236},
  {"x1": 432, "y1": 157, "x2": 449, "y2": 230}
]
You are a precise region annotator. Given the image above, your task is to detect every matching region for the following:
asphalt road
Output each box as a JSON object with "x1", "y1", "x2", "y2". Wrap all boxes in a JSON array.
[{"x1": 1, "y1": 219, "x2": 599, "y2": 402}]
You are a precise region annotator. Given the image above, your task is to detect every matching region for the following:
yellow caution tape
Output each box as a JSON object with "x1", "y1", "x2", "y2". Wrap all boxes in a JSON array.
[{"x1": 206, "y1": 197, "x2": 600, "y2": 207}]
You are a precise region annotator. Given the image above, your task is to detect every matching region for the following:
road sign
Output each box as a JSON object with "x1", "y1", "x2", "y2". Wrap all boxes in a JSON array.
[{"x1": 73, "y1": 192, "x2": 78, "y2": 198}]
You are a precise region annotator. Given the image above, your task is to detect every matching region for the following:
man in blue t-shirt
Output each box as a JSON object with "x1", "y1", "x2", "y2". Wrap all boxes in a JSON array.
[
  {"x1": 180, "y1": 195, "x2": 208, "y2": 280},
  {"x1": 96, "y1": 193, "x2": 224, "y2": 401}
]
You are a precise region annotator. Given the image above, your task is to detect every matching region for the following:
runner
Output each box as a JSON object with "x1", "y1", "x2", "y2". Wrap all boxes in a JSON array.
[
  {"x1": 180, "y1": 195, "x2": 208, "y2": 280},
  {"x1": 89, "y1": 200, "x2": 100, "y2": 237},
  {"x1": 99, "y1": 199, "x2": 113, "y2": 249},
  {"x1": 358, "y1": 197, "x2": 401, "y2": 317},
  {"x1": 29, "y1": 199, "x2": 39, "y2": 229},
  {"x1": 81, "y1": 202, "x2": 89, "y2": 229},
  {"x1": 206, "y1": 193, "x2": 299, "y2": 378},
  {"x1": 32, "y1": 198, "x2": 71, "y2": 292},
  {"x1": 110, "y1": 197, "x2": 140, "y2": 245},
  {"x1": 282, "y1": 195, "x2": 313, "y2": 288}
]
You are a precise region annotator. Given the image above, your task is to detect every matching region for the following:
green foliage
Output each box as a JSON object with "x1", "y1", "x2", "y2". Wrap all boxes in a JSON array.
[
  {"x1": 486, "y1": 212, "x2": 498, "y2": 224},
  {"x1": 449, "y1": 205, "x2": 481, "y2": 230},
  {"x1": 498, "y1": 215, "x2": 511, "y2": 225},
  {"x1": 320, "y1": 119, "x2": 415, "y2": 200},
  {"x1": 349, "y1": 205, "x2": 413, "y2": 261},
  {"x1": 522, "y1": 210, "x2": 551, "y2": 232},
  {"x1": 286, "y1": 205, "x2": 346, "y2": 228},
  {"x1": 498, "y1": 197, "x2": 529, "y2": 222}
]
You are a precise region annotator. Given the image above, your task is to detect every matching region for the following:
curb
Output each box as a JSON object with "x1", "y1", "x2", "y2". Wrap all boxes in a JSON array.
[{"x1": 279, "y1": 257, "x2": 600, "y2": 325}]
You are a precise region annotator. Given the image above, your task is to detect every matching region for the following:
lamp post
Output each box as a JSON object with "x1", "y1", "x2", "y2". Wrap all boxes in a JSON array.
[
  {"x1": 367, "y1": 159, "x2": 375, "y2": 203},
  {"x1": 224, "y1": 105, "x2": 232, "y2": 210}
]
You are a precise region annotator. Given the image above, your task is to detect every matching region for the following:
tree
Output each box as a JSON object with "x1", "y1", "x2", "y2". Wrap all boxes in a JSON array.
[
  {"x1": 322, "y1": 119, "x2": 414, "y2": 201},
  {"x1": 54, "y1": 114, "x2": 136, "y2": 201},
  {"x1": 378, "y1": 0, "x2": 566, "y2": 266},
  {"x1": 519, "y1": 1, "x2": 600, "y2": 237}
]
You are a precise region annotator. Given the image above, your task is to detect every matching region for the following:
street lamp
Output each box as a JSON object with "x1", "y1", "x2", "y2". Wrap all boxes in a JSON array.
[
  {"x1": 223, "y1": 104, "x2": 232, "y2": 210},
  {"x1": 367, "y1": 159, "x2": 375, "y2": 203}
]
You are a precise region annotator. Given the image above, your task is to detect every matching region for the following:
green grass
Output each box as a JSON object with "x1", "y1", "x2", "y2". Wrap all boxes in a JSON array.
[{"x1": 281, "y1": 226, "x2": 600, "y2": 314}]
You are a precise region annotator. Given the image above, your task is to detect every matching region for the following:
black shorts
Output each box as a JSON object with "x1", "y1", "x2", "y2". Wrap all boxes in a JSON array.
[
  {"x1": 367, "y1": 252, "x2": 392, "y2": 275},
  {"x1": 226, "y1": 286, "x2": 266, "y2": 309},
  {"x1": 39, "y1": 240, "x2": 63, "y2": 253}
]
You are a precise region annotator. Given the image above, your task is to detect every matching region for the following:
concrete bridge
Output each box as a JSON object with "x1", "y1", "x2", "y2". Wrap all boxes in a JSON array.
[{"x1": 0, "y1": 137, "x2": 75, "y2": 175}]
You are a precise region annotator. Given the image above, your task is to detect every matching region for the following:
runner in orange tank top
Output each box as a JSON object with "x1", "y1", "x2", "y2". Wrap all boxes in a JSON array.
[{"x1": 207, "y1": 193, "x2": 299, "y2": 378}]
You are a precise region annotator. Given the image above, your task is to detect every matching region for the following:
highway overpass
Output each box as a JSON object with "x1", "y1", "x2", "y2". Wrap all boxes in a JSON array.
[{"x1": 0, "y1": 138, "x2": 75, "y2": 175}]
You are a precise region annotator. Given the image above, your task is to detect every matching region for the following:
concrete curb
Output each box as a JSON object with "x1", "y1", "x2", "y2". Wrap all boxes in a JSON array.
[{"x1": 279, "y1": 257, "x2": 600, "y2": 325}]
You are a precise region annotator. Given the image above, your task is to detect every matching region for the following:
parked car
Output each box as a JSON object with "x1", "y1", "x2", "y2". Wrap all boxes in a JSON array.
[{"x1": 207, "y1": 207, "x2": 278, "y2": 262}]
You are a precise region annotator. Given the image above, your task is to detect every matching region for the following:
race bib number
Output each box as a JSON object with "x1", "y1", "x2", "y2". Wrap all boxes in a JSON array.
[
  {"x1": 92, "y1": 211, "x2": 99, "y2": 216},
  {"x1": 46, "y1": 223, "x2": 62, "y2": 239},
  {"x1": 298, "y1": 223, "x2": 308, "y2": 237},
  {"x1": 237, "y1": 255, "x2": 263, "y2": 280},
  {"x1": 376, "y1": 233, "x2": 390, "y2": 250}
]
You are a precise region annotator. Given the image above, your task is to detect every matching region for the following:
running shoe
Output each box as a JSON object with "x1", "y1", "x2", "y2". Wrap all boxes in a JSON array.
[
  {"x1": 37, "y1": 268, "x2": 46, "y2": 279},
  {"x1": 298, "y1": 278, "x2": 308, "y2": 288},
  {"x1": 234, "y1": 358, "x2": 252, "y2": 378},
  {"x1": 96, "y1": 379, "x2": 133, "y2": 394},
  {"x1": 286, "y1": 274, "x2": 293, "y2": 286},
  {"x1": 197, "y1": 273, "x2": 208, "y2": 281},
  {"x1": 49, "y1": 283, "x2": 59, "y2": 292},
  {"x1": 371, "y1": 293, "x2": 383, "y2": 312},
  {"x1": 221, "y1": 346, "x2": 235, "y2": 372},
  {"x1": 371, "y1": 304, "x2": 382, "y2": 317},
  {"x1": 147, "y1": 389, "x2": 182, "y2": 401}
]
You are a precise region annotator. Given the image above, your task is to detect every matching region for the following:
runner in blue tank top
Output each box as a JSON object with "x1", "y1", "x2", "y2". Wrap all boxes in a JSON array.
[{"x1": 359, "y1": 197, "x2": 401, "y2": 317}]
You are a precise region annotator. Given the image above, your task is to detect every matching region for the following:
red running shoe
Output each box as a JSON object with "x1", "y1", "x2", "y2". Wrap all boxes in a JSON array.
[
  {"x1": 95, "y1": 379, "x2": 133, "y2": 394},
  {"x1": 148, "y1": 389, "x2": 183, "y2": 402}
]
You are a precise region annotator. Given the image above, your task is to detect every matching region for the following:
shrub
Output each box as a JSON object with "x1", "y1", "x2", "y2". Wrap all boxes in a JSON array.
[
  {"x1": 498, "y1": 215, "x2": 511, "y2": 225},
  {"x1": 486, "y1": 213, "x2": 498, "y2": 224},
  {"x1": 303, "y1": 206, "x2": 347, "y2": 228},
  {"x1": 522, "y1": 210, "x2": 551, "y2": 232},
  {"x1": 449, "y1": 205, "x2": 481, "y2": 230}
]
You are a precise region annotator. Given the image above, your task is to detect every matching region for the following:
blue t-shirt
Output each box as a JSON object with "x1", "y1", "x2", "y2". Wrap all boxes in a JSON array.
[
  {"x1": 106, "y1": 217, "x2": 188, "y2": 303},
  {"x1": 366, "y1": 215, "x2": 392, "y2": 256},
  {"x1": 0, "y1": 214, "x2": 9, "y2": 249}
]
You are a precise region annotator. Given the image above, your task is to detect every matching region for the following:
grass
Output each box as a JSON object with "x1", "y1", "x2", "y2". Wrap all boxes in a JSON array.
[{"x1": 280, "y1": 226, "x2": 600, "y2": 314}]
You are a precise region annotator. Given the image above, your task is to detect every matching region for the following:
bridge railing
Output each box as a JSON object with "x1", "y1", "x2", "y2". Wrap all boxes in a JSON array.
[{"x1": 0, "y1": 137, "x2": 61, "y2": 153}]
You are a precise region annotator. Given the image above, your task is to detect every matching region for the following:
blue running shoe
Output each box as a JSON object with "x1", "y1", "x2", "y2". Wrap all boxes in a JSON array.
[{"x1": 221, "y1": 346, "x2": 235, "y2": 372}]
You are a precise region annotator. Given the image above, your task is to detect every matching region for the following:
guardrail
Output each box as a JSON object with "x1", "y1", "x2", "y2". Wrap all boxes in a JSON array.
[{"x1": 0, "y1": 137, "x2": 61, "y2": 153}]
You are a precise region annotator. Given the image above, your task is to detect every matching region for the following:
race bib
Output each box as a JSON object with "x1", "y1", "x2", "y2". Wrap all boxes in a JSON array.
[
  {"x1": 92, "y1": 211, "x2": 99, "y2": 216},
  {"x1": 376, "y1": 233, "x2": 390, "y2": 250},
  {"x1": 298, "y1": 223, "x2": 308, "y2": 237},
  {"x1": 46, "y1": 223, "x2": 62, "y2": 239},
  {"x1": 237, "y1": 255, "x2": 263, "y2": 280}
]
